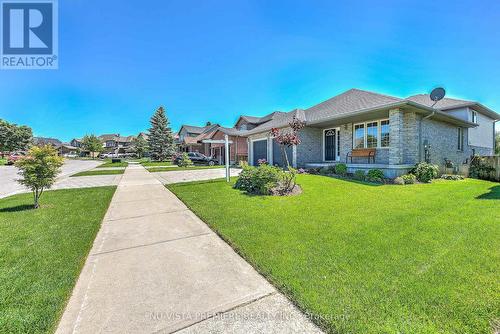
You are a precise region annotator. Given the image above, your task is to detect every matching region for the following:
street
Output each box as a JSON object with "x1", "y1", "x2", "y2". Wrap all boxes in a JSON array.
[{"x1": 0, "y1": 159, "x2": 102, "y2": 199}]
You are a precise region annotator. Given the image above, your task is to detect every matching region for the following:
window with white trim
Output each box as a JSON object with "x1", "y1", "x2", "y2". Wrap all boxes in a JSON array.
[
  {"x1": 457, "y1": 127, "x2": 464, "y2": 151},
  {"x1": 471, "y1": 110, "x2": 477, "y2": 123},
  {"x1": 353, "y1": 119, "x2": 390, "y2": 149},
  {"x1": 354, "y1": 124, "x2": 365, "y2": 149},
  {"x1": 380, "y1": 120, "x2": 390, "y2": 147},
  {"x1": 366, "y1": 122, "x2": 378, "y2": 148}
]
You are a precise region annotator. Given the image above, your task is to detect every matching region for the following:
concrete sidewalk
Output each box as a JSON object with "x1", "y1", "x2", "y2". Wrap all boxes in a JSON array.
[{"x1": 57, "y1": 165, "x2": 322, "y2": 334}]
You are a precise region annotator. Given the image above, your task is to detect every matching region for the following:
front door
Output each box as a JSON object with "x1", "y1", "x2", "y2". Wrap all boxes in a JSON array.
[{"x1": 324, "y1": 128, "x2": 340, "y2": 161}]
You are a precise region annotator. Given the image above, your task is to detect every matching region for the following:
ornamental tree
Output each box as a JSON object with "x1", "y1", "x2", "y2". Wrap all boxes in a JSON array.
[
  {"x1": 270, "y1": 117, "x2": 305, "y2": 168},
  {"x1": 15, "y1": 145, "x2": 63, "y2": 209},
  {"x1": 269, "y1": 117, "x2": 306, "y2": 193}
]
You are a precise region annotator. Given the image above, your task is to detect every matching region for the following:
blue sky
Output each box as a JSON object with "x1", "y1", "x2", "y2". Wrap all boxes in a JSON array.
[{"x1": 0, "y1": 0, "x2": 499, "y2": 141}]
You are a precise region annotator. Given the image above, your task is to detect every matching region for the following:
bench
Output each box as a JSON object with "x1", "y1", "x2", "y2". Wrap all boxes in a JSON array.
[{"x1": 346, "y1": 148, "x2": 376, "y2": 163}]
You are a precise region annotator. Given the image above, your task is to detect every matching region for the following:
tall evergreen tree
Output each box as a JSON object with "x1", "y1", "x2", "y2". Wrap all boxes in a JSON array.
[{"x1": 148, "y1": 106, "x2": 175, "y2": 161}]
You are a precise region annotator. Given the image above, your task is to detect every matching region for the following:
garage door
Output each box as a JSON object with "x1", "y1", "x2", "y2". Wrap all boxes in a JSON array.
[
  {"x1": 272, "y1": 140, "x2": 293, "y2": 167},
  {"x1": 252, "y1": 140, "x2": 267, "y2": 165}
]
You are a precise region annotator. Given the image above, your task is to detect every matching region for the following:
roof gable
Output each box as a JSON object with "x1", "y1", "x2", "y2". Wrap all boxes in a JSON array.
[{"x1": 305, "y1": 89, "x2": 402, "y2": 123}]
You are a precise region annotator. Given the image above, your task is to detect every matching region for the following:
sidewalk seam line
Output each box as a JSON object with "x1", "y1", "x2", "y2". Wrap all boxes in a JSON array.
[
  {"x1": 91, "y1": 232, "x2": 212, "y2": 256},
  {"x1": 103, "y1": 208, "x2": 189, "y2": 222},
  {"x1": 167, "y1": 292, "x2": 278, "y2": 334}
]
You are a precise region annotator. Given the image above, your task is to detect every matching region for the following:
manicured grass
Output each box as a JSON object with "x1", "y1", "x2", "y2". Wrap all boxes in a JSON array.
[
  {"x1": 70, "y1": 169, "x2": 124, "y2": 177},
  {"x1": 0, "y1": 187, "x2": 116, "y2": 333},
  {"x1": 141, "y1": 161, "x2": 173, "y2": 167},
  {"x1": 148, "y1": 165, "x2": 224, "y2": 172},
  {"x1": 96, "y1": 161, "x2": 128, "y2": 168},
  {"x1": 168, "y1": 175, "x2": 500, "y2": 334}
]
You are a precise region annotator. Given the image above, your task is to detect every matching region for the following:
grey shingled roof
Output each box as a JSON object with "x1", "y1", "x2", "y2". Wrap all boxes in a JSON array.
[
  {"x1": 242, "y1": 109, "x2": 306, "y2": 135},
  {"x1": 33, "y1": 137, "x2": 62, "y2": 146},
  {"x1": 216, "y1": 126, "x2": 248, "y2": 136},
  {"x1": 305, "y1": 89, "x2": 402, "y2": 123},
  {"x1": 241, "y1": 88, "x2": 498, "y2": 135},
  {"x1": 180, "y1": 124, "x2": 219, "y2": 135},
  {"x1": 406, "y1": 94, "x2": 472, "y2": 109},
  {"x1": 181, "y1": 125, "x2": 206, "y2": 134}
]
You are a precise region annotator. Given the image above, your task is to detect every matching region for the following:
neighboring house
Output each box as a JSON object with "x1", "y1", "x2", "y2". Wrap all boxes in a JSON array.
[
  {"x1": 57, "y1": 144, "x2": 78, "y2": 157},
  {"x1": 243, "y1": 88, "x2": 499, "y2": 177},
  {"x1": 70, "y1": 138, "x2": 82, "y2": 148},
  {"x1": 176, "y1": 124, "x2": 219, "y2": 154},
  {"x1": 205, "y1": 127, "x2": 248, "y2": 165},
  {"x1": 177, "y1": 121, "x2": 250, "y2": 164},
  {"x1": 33, "y1": 137, "x2": 77, "y2": 156},
  {"x1": 71, "y1": 134, "x2": 137, "y2": 156},
  {"x1": 98, "y1": 134, "x2": 135, "y2": 154}
]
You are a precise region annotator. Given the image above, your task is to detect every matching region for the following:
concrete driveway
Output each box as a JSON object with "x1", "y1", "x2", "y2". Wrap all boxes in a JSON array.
[{"x1": 0, "y1": 159, "x2": 102, "y2": 198}]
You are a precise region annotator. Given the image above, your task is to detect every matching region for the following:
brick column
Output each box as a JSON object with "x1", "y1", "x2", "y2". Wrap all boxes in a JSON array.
[
  {"x1": 402, "y1": 111, "x2": 419, "y2": 164},
  {"x1": 389, "y1": 108, "x2": 403, "y2": 165}
]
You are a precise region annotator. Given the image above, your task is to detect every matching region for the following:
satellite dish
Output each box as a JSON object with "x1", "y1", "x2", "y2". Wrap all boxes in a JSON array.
[{"x1": 430, "y1": 87, "x2": 445, "y2": 107}]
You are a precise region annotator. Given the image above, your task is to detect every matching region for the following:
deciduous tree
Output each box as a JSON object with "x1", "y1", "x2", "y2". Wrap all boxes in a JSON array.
[
  {"x1": 133, "y1": 135, "x2": 149, "y2": 158},
  {"x1": 15, "y1": 145, "x2": 63, "y2": 209},
  {"x1": 81, "y1": 134, "x2": 103, "y2": 159},
  {"x1": 0, "y1": 119, "x2": 33, "y2": 155}
]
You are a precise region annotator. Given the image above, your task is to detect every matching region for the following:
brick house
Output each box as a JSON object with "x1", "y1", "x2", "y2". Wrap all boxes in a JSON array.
[{"x1": 243, "y1": 89, "x2": 499, "y2": 177}]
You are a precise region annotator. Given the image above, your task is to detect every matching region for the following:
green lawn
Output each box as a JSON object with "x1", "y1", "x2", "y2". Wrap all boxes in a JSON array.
[
  {"x1": 141, "y1": 161, "x2": 173, "y2": 167},
  {"x1": 96, "y1": 160, "x2": 128, "y2": 168},
  {"x1": 70, "y1": 169, "x2": 124, "y2": 177},
  {"x1": 0, "y1": 187, "x2": 115, "y2": 333},
  {"x1": 0, "y1": 158, "x2": 6, "y2": 165},
  {"x1": 168, "y1": 175, "x2": 500, "y2": 334},
  {"x1": 148, "y1": 165, "x2": 224, "y2": 172}
]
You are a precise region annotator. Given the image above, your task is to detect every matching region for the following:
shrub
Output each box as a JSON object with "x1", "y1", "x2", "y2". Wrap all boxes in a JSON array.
[
  {"x1": 234, "y1": 164, "x2": 283, "y2": 195},
  {"x1": 319, "y1": 167, "x2": 331, "y2": 175},
  {"x1": 401, "y1": 174, "x2": 417, "y2": 184},
  {"x1": 469, "y1": 156, "x2": 496, "y2": 181},
  {"x1": 411, "y1": 162, "x2": 439, "y2": 183},
  {"x1": 353, "y1": 170, "x2": 365, "y2": 181},
  {"x1": 394, "y1": 177, "x2": 405, "y2": 185},
  {"x1": 441, "y1": 174, "x2": 464, "y2": 181},
  {"x1": 367, "y1": 169, "x2": 384, "y2": 183},
  {"x1": 306, "y1": 168, "x2": 320, "y2": 175},
  {"x1": 334, "y1": 163, "x2": 348, "y2": 176},
  {"x1": 177, "y1": 153, "x2": 193, "y2": 167}
]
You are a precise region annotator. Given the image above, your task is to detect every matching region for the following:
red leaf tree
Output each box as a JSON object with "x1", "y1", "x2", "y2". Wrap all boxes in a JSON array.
[
  {"x1": 270, "y1": 117, "x2": 305, "y2": 169},
  {"x1": 269, "y1": 117, "x2": 305, "y2": 194}
]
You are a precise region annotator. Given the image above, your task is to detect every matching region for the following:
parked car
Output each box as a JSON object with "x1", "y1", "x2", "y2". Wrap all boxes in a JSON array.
[
  {"x1": 7, "y1": 152, "x2": 26, "y2": 165},
  {"x1": 174, "y1": 152, "x2": 218, "y2": 166}
]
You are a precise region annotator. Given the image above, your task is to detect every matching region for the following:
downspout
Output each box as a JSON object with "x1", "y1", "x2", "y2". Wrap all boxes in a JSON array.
[
  {"x1": 235, "y1": 135, "x2": 238, "y2": 164},
  {"x1": 423, "y1": 111, "x2": 435, "y2": 120},
  {"x1": 420, "y1": 110, "x2": 436, "y2": 162}
]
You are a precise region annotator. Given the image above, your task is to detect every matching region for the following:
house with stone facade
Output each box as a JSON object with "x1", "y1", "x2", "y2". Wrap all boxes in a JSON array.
[{"x1": 243, "y1": 89, "x2": 499, "y2": 177}]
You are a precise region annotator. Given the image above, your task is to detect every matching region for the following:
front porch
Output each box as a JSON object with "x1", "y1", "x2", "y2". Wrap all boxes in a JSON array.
[{"x1": 304, "y1": 162, "x2": 414, "y2": 178}]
